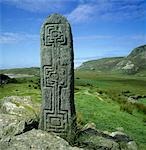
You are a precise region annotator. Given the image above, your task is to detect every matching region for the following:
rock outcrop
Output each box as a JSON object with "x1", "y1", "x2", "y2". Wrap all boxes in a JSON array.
[
  {"x1": 76, "y1": 123, "x2": 137, "y2": 150},
  {"x1": 0, "y1": 129, "x2": 82, "y2": 150},
  {"x1": 0, "y1": 96, "x2": 138, "y2": 150},
  {"x1": 0, "y1": 96, "x2": 39, "y2": 139}
]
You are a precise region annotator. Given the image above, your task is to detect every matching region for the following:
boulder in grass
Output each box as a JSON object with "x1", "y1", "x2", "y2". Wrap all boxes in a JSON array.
[
  {"x1": 76, "y1": 123, "x2": 138, "y2": 150},
  {"x1": 0, "y1": 96, "x2": 39, "y2": 139},
  {"x1": 0, "y1": 129, "x2": 83, "y2": 150}
]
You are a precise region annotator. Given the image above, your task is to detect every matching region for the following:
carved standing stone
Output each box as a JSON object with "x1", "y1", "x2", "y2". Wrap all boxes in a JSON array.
[{"x1": 39, "y1": 14, "x2": 76, "y2": 136}]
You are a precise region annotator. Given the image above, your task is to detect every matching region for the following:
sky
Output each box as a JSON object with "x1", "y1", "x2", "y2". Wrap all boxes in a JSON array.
[{"x1": 0, "y1": 0, "x2": 146, "y2": 69}]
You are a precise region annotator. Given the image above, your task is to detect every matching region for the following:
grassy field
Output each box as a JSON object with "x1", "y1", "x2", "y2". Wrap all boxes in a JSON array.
[
  {"x1": 0, "y1": 77, "x2": 41, "y2": 103},
  {"x1": 0, "y1": 71, "x2": 146, "y2": 149},
  {"x1": 0, "y1": 67, "x2": 40, "y2": 76},
  {"x1": 75, "y1": 71, "x2": 146, "y2": 149}
]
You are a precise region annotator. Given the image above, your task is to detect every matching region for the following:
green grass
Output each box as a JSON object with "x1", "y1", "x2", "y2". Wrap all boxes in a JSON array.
[
  {"x1": 0, "y1": 67, "x2": 40, "y2": 75},
  {"x1": 75, "y1": 86, "x2": 146, "y2": 149},
  {"x1": 0, "y1": 71, "x2": 146, "y2": 149},
  {"x1": 75, "y1": 71, "x2": 146, "y2": 95},
  {"x1": 0, "y1": 77, "x2": 41, "y2": 103},
  {"x1": 75, "y1": 71, "x2": 146, "y2": 149},
  {"x1": 139, "y1": 98, "x2": 146, "y2": 105}
]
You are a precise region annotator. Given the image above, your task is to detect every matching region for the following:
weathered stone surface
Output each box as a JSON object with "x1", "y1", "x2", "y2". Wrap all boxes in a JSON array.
[
  {"x1": 0, "y1": 129, "x2": 83, "y2": 150},
  {"x1": 0, "y1": 96, "x2": 39, "y2": 139},
  {"x1": 76, "y1": 123, "x2": 138, "y2": 150},
  {"x1": 0, "y1": 96, "x2": 39, "y2": 116},
  {"x1": 39, "y1": 14, "x2": 76, "y2": 135},
  {"x1": 0, "y1": 97, "x2": 138, "y2": 150},
  {"x1": 0, "y1": 113, "x2": 18, "y2": 139}
]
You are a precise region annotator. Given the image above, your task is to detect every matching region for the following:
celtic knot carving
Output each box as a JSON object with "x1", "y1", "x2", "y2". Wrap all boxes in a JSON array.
[
  {"x1": 40, "y1": 14, "x2": 75, "y2": 135},
  {"x1": 43, "y1": 66, "x2": 58, "y2": 87},
  {"x1": 45, "y1": 24, "x2": 66, "y2": 47}
]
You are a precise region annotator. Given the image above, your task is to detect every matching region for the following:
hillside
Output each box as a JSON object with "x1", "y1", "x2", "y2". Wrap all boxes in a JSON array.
[
  {"x1": 78, "y1": 45, "x2": 146, "y2": 75},
  {"x1": 0, "y1": 70, "x2": 146, "y2": 149},
  {"x1": 0, "y1": 67, "x2": 40, "y2": 76}
]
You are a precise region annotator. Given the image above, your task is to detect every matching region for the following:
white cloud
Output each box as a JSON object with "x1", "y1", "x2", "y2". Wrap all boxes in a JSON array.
[
  {"x1": 130, "y1": 35, "x2": 146, "y2": 40},
  {"x1": 67, "y1": 4, "x2": 95, "y2": 23},
  {"x1": 0, "y1": 33, "x2": 18, "y2": 44},
  {"x1": 74, "y1": 55, "x2": 101, "y2": 67},
  {"x1": 67, "y1": 0, "x2": 146, "y2": 23},
  {"x1": 0, "y1": 32, "x2": 39, "y2": 44},
  {"x1": 1, "y1": 0, "x2": 71, "y2": 13},
  {"x1": 74, "y1": 35, "x2": 112, "y2": 40},
  {"x1": 1, "y1": 0, "x2": 145, "y2": 22}
]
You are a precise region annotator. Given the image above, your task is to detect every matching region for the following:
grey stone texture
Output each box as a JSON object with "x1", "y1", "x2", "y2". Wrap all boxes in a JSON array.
[
  {"x1": 0, "y1": 129, "x2": 83, "y2": 150},
  {"x1": 0, "y1": 96, "x2": 138, "y2": 150},
  {"x1": 0, "y1": 96, "x2": 39, "y2": 139},
  {"x1": 39, "y1": 14, "x2": 76, "y2": 135}
]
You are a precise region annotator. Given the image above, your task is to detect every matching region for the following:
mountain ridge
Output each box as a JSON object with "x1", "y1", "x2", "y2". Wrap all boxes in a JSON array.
[{"x1": 78, "y1": 45, "x2": 146, "y2": 75}]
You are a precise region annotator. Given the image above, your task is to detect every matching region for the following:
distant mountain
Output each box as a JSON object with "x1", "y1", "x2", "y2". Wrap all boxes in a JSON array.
[
  {"x1": 78, "y1": 45, "x2": 146, "y2": 75},
  {"x1": 0, "y1": 67, "x2": 40, "y2": 76},
  {"x1": 1, "y1": 45, "x2": 146, "y2": 76}
]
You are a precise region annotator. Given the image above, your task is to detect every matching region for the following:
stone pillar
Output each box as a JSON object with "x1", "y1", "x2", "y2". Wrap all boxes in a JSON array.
[{"x1": 39, "y1": 14, "x2": 76, "y2": 137}]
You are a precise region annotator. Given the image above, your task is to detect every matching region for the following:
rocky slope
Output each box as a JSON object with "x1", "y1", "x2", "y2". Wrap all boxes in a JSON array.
[
  {"x1": 0, "y1": 96, "x2": 138, "y2": 150},
  {"x1": 78, "y1": 45, "x2": 146, "y2": 75}
]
